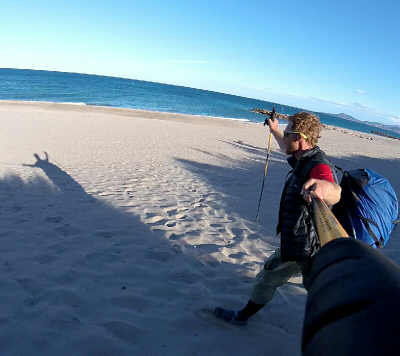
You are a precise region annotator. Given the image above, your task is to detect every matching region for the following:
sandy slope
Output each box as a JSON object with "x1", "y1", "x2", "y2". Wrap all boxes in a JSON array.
[{"x1": 0, "y1": 101, "x2": 399, "y2": 356}]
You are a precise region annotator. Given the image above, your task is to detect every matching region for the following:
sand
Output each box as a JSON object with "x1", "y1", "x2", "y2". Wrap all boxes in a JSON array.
[{"x1": 0, "y1": 100, "x2": 399, "y2": 356}]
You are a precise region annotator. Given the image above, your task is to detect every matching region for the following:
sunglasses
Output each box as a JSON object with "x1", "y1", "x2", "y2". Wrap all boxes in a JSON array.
[{"x1": 283, "y1": 131, "x2": 308, "y2": 139}]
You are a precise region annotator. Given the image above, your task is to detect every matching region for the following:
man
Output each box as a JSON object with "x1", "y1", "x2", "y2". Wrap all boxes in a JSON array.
[{"x1": 213, "y1": 112, "x2": 341, "y2": 325}]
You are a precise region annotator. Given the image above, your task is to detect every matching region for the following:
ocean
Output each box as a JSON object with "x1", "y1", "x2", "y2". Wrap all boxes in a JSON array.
[{"x1": 1, "y1": 68, "x2": 399, "y2": 139}]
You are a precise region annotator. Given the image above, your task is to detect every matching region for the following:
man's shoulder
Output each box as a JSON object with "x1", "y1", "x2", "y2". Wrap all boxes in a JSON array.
[
  {"x1": 305, "y1": 147, "x2": 333, "y2": 165},
  {"x1": 300, "y1": 148, "x2": 337, "y2": 182}
]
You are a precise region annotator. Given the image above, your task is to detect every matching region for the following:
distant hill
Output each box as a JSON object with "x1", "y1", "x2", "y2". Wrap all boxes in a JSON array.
[
  {"x1": 320, "y1": 112, "x2": 400, "y2": 134},
  {"x1": 330, "y1": 113, "x2": 358, "y2": 121},
  {"x1": 385, "y1": 125, "x2": 400, "y2": 133},
  {"x1": 369, "y1": 123, "x2": 400, "y2": 134}
]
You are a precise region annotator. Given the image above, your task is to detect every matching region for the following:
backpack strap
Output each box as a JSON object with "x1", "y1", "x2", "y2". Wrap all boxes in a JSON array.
[
  {"x1": 335, "y1": 165, "x2": 344, "y2": 174},
  {"x1": 359, "y1": 217, "x2": 384, "y2": 250},
  {"x1": 337, "y1": 170, "x2": 357, "y2": 240}
]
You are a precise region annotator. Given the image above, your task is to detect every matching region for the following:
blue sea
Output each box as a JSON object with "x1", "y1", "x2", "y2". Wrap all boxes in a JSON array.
[{"x1": 1, "y1": 68, "x2": 399, "y2": 139}]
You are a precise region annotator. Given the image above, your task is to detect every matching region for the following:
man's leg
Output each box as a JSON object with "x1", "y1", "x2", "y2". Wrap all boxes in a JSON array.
[{"x1": 214, "y1": 249, "x2": 303, "y2": 325}]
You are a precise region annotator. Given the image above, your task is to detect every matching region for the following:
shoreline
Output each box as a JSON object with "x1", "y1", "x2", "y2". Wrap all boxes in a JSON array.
[
  {"x1": 0, "y1": 99, "x2": 253, "y2": 126},
  {"x1": 0, "y1": 100, "x2": 388, "y2": 141}
]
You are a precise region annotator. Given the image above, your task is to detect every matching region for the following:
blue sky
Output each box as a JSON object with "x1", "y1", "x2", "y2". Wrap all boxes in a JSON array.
[{"x1": 1, "y1": 0, "x2": 399, "y2": 125}]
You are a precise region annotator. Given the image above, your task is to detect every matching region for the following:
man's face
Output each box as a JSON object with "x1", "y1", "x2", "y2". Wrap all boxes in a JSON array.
[{"x1": 283, "y1": 121, "x2": 300, "y2": 155}]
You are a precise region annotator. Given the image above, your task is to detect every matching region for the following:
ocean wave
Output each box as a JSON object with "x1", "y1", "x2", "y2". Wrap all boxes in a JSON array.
[
  {"x1": 59, "y1": 102, "x2": 87, "y2": 106},
  {"x1": 198, "y1": 115, "x2": 250, "y2": 122}
]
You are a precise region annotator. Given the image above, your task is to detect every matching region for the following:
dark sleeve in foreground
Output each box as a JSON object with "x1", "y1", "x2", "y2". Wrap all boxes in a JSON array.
[{"x1": 303, "y1": 238, "x2": 400, "y2": 356}]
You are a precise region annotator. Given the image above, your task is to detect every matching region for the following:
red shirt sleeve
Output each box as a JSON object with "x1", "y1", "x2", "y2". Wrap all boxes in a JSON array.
[{"x1": 310, "y1": 164, "x2": 335, "y2": 183}]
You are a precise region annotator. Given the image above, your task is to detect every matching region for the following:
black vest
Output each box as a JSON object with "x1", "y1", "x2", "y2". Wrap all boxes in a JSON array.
[{"x1": 277, "y1": 146, "x2": 337, "y2": 262}]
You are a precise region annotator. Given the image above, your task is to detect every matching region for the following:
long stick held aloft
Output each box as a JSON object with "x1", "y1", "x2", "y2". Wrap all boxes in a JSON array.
[{"x1": 255, "y1": 107, "x2": 276, "y2": 222}]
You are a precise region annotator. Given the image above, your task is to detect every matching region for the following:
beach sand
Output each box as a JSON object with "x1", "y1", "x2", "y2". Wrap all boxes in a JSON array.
[{"x1": 1, "y1": 101, "x2": 399, "y2": 356}]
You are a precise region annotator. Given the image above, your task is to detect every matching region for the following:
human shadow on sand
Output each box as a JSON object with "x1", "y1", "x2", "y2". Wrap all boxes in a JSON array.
[
  {"x1": 1, "y1": 152, "x2": 267, "y2": 354},
  {"x1": 23, "y1": 152, "x2": 87, "y2": 194}
]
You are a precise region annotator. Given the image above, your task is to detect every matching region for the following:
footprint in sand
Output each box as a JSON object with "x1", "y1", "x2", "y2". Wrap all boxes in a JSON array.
[
  {"x1": 162, "y1": 206, "x2": 178, "y2": 216},
  {"x1": 167, "y1": 269, "x2": 199, "y2": 284},
  {"x1": 92, "y1": 231, "x2": 114, "y2": 239},
  {"x1": 110, "y1": 244, "x2": 123, "y2": 255},
  {"x1": 210, "y1": 223, "x2": 223, "y2": 228},
  {"x1": 171, "y1": 244, "x2": 183, "y2": 254},
  {"x1": 229, "y1": 227, "x2": 245, "y2": 237},
  {"x1": 54, "y1": 225, "x2": 81, "y2": 237},
  {"x1": 246, "y1": 233, "x2": 261, "y2": 240},
  {"x1": 144, "y1": 250, "x2": 172, "y2": 262},
  {"x1": 167, "y1": 233, "x2": 184, "y2": 241},
  {"x1": 102, "y1": 321, "x2": 145, "y2": 342},
  {"x1": 192, "y1": 203, "x2": 203, "y2": 208},
  {"x1": 45, "y1": 216, "x2": 64, "y2": 224},
  {"x1": 229, "y1": 252, "x2": 247, "y2": 259},
  {"x1": 176, "y1": 213, "x2": 188, "y2": 220},
  {"x1": 147, "y1": 216, "x2": 168, "y2": 224}
]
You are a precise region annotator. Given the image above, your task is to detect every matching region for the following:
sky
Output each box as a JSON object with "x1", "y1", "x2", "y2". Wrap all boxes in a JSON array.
[{"x1": 1, "y1": 0, "x2": 399, "y2": 125}]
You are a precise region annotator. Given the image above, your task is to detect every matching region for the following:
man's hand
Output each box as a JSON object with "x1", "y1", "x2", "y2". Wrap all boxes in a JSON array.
[
  {"x1": 267, "y1": 117, "x2": 279, "y2": 133},
  {"x1": 301, "y1": 178, "x2": 341, "y2": 205},
  {"x1": 266, "y1": 118, "x2": 286, "y2": 153}
]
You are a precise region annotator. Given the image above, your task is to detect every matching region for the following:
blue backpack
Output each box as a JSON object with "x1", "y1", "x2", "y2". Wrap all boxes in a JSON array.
[{"x1": 332, "y1": 167, "x2": 399, "y2": 249}]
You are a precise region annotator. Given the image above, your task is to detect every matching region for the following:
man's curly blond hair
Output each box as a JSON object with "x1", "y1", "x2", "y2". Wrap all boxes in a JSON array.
[{"x1": 289, "y1": 112, "x2": 322, "y2": 147}]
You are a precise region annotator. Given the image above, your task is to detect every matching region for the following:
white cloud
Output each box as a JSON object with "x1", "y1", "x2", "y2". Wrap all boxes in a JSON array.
[
  {"x1": 255, "y1": 86, "x2": 278, "y2": 92},
  {"x1": 388, "y1": 115, "x2": 400, "y2": 124},
  {"x1": 284, "y1": 95, "x2": 386, "y2": 118},
  {"x1": 348, "y1": 102, "x2": 389, "y2": 116},
  {"x1": 353, "y1": 90, "x2": 364, "y2": 94},
  {"x1": 308, "y1": 96, "x2": 347, "y2": 106},
  {"x1": 351, "y1": 102, "x2": 374, "y2": 110},
  {"x1": 160, "y1": 60, "x2": 208, "y2": 64}
]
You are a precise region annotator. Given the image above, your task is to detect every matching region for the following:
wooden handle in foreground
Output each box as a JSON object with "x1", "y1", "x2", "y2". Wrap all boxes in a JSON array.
[{"x1": 312, "y1": 195, "x2": 349, "y2": 246}]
